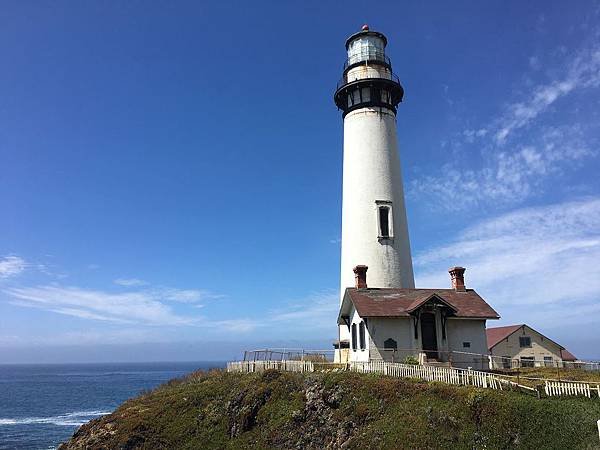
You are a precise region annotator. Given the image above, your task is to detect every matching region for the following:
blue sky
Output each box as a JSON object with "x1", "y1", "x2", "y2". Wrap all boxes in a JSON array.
[{"x1": 1, "y1": 1, "x2": 600, "y2": 363}]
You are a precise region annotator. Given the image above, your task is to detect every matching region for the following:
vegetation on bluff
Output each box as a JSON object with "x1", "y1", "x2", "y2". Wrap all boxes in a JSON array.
[{"x1": 60, "y1": 369, "x2": 600, "y2": 449}]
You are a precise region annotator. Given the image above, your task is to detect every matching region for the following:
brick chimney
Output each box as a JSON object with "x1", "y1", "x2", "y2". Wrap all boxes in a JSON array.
[
  {"x1": 448, "y1": 266, "x2": 466, "y2": 291},
  {"x1": 353, "y1": 265, "x2": 368, "y2": 289}
]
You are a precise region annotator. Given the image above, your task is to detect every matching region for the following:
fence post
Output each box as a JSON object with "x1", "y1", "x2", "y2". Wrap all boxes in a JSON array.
[{"x1": 597, "y1": 419, "x2": 600, "y2": 443}]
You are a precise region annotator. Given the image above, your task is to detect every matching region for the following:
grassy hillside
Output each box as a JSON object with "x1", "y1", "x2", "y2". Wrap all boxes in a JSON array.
[{"x1": 60, "y1": 369, "x2": 600, "y2": 449}]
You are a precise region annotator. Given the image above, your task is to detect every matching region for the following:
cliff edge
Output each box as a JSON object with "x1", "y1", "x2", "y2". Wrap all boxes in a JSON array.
[{"x1": 59, "y1": 369, "x2": 600, "y2": 449}]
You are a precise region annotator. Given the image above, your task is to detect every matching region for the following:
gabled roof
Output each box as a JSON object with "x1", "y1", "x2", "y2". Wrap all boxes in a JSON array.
[
  {"x1": 338, "y1": 287, "x2": 500, "y2": 323},
  {"x1": 486, "y1": 324, "x2": 569, "y2": 355},
  {"x1": 486, "y1": 324, "x2": 524, "y2": 349}
]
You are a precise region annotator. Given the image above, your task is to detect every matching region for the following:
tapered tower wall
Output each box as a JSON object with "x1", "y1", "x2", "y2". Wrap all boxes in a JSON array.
[{"x1": 339, "y1": 107, "x2": 415, "y2": 293}]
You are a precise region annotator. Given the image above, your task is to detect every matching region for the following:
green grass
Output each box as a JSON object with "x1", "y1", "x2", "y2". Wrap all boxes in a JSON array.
[{"x1": 61, "y1": 369, "x2": 600, "y2": 450}]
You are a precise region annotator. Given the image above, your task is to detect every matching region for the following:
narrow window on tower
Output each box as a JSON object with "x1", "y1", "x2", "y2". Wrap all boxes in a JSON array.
[
  {"x1": 376, "y1": 201, "x2": 394, "y2": 240},
  {"x1": 379, "y1": 207, "x2": 389, "y2": 237}
]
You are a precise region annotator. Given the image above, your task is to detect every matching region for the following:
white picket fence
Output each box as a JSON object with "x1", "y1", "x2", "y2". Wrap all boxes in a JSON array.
[
  {"x1": 545, "y1": 380, "x2": 600, "y2": 398},
  {"x1": 350, "y1": 360, "x2": 530, "y2": 392},
  {"x1": 227, "y1": 360, "x2": 600, "y2": 399},
  {"x1": 227, "y1": 360, "x2": 530, "y2": 393}
]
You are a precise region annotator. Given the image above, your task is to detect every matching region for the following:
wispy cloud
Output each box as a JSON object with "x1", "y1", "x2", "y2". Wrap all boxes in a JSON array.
[
  {"x1": 411, "y1": 38, "x2": 600, "y2": 210},
  {"x1": 158, "y1": 288, "x2": 224, "y2": 303},
  {"x1": 0, "y1": 256, "x2": 26, "y2": 279},
  {"x1": 414, "y1": 198, "x2": 600, "y2": 328},
  {"x1": 4, "y1": 285, "x2": 199, "y2": 326},
  {"x1": 114, "y1": 278, "x2": 148, "y2": 287},
  {"x1": 493, "y1": 45, "x2": 600, "y2": 145},
  {"x1": 269, "y1": 290, "x2": 339, "y2": 331},
  {"x1": 113, "y1": 278, "x2": 223, "y2": 303}
]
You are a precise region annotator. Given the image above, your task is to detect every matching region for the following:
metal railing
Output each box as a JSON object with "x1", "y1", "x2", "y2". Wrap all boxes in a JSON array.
[
  {"x1": 336, "y1": 71, "x2": 401, "y2": 91},
  {"x1": 240, "y1": 348, "x2": 600, "y2": 372},
  {"x1": 243, "y1": 348, "x2": 335, "y2": 363}
]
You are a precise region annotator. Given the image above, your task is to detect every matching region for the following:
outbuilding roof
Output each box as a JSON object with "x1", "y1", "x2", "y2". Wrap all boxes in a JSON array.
[
  {"x1": 338, "y1": 287, "x2": 500, "y2": 323},
  {"x1": 485, "y1": 324, "x2": 524, "y2": 349},
  {"x1": 560, "y1": 348, "x2": 578, "y2": 361},
  {"x1": 486, "y1": 324, "x2": 577, "y2": 361}
]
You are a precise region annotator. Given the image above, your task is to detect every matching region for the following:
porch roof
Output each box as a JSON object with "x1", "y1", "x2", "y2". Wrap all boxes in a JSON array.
[{"x1": 338, "y1": 287, "x2": 500, "y2": 323}]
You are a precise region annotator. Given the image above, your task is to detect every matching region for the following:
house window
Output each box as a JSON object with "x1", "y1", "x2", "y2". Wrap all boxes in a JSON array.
[
  {"x1": 359, "y1": 321, "x2": 366, "y2": 351},
  {"x1": 520, "y1": 356, "x2": 535, "y2": 368},
  {"x1": 544, "y1": 356, "x2": 553, "y2": 367},
  {"x1": 351, "y1": 323, "x2": 357, "y2": 351},
  {"x1": 376, "y1": 201, "x2": 393, "y2": 239},
  {"x1": 519, "y1": 336, "x2": 531, "y2": 348},
  {"x1": 384, "y1": 338, "x2": 397, "y2": 350},
  {"x1": 462, "y1": 342, "x2": 471, "y2": 348}
]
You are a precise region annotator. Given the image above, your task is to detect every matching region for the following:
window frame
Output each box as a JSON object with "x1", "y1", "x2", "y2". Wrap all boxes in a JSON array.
[
  {"x1": 520, "y1": 356, "x2": 535, "y2": 368},
  {"x1": 359, "y1": 321, "x2": 366, "y2": 351},
  {"x1": 383, "y1": 338, "x2": 397, "y2": 350},
  {"x1": 375, "y1": 200, "x2": 394, "y2": 240},
  {"x1": 351, "y1": 323, "x2": 357, "y2": 351},
  {"x1": 519, "y1": 336, "x2": 532, "y2": 348}
]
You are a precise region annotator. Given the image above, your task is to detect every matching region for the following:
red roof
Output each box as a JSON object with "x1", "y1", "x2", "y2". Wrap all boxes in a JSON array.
[
  {"x1": 343, "y1": 288, "x2": 500, "y2": 320},
  {"x1": 560, "y1": 348, "x2": 577, "y2": 361},
  {"x1": 486, "y1": 324, "x2": 524, "y2": 349}
]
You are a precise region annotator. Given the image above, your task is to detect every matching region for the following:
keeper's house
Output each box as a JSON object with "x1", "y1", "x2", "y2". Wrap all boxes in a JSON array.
[
  {"x1": 336, "y1": 266, "x2": 499, "y2": 368},
  {"x1": 487, "y1": 324, "x2": 578, "y2": 369}
]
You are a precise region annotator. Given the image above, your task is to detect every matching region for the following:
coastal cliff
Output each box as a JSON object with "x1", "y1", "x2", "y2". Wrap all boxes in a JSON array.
[{"x1": 59, "y1": 369, "x2": 600, "y2": 449}]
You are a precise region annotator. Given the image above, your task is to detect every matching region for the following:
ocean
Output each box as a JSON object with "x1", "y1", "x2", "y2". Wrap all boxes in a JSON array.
[{"x1": 0, "y1": 361, "x2": 225, "y2": 450}]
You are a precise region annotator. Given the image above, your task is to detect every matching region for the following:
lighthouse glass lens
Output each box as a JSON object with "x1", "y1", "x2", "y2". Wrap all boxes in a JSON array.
[{"x1": 347, "y1": 37, "x2": 385, "y2": 65}]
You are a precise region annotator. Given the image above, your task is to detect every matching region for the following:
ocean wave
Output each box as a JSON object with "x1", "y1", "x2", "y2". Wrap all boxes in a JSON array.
[{"x1": 0, "y1": 410, "x2": 111, "y2": 427}]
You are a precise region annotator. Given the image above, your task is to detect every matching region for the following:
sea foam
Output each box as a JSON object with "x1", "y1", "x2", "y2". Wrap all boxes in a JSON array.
[{"x1": 0, "y1": 410, "x2": 110, "y2": 426}]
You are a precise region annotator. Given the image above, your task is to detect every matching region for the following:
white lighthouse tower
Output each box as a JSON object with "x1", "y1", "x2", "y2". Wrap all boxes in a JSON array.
[{"x1": 335, "y1": 25, "x2": 415, "y2": 293}]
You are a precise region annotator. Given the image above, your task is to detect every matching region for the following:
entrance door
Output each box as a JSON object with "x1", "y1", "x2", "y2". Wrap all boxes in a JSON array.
[{"x1": 420, "y1": 313, "x2": 438, "y2": 360}]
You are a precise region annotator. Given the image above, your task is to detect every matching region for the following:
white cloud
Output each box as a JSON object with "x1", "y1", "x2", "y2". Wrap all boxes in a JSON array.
[
  {"x1": 114, "y1": 278, "x2": 148, "y2": 287},
  {"x1": 158, "y1": 288, "x2": 224, "y2": 303},
  {"x1": 4, "y1": 285, "x2": 198, "y2": 326},
  {"x1": 211, "y1": 319, "x2": 260, "y2": 333},
  {"x1": 493, "y1": 46, "x2": 600, "y2": 145},
  {"x1": 268, "y1": 290, "x2": 339, "y2": 331},
  {"x1": 113, "y1": 278, "x2": 222, "y2": 303},
  {"x1": 0, "y1": 256, "x2": 26, "y2": 279},
  {"x1": 411, "y1": 39, "x2": 600, "y2": 210},
  {"x1": 414, "y1": 198, "x2": 600, "y2": 328},
  {"x1": 412, "y1": 124, "x2": 595, "y2": 210}
]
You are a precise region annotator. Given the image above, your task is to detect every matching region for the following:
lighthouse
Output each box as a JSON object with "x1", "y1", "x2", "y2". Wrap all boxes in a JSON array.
[{"x1": 335, "y1": 26, "x2": 415, "y2": 294}]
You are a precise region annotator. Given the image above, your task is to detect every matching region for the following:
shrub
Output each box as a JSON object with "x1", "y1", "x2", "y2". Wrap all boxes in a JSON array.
[{"x1": 403, "y1": 356, "x2": 419, "y2": 365}]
